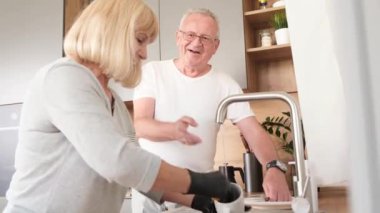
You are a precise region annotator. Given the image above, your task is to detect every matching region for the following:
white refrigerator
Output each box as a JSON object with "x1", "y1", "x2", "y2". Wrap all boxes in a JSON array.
[{"x1": 0, "y1": 103, "x2": 22, "y2": 209}]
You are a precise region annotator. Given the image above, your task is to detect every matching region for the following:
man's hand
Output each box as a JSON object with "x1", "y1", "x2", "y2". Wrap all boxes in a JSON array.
[
  {"x1": 262, "y1": 168, "x2": 292, "y2": 201},
  {"x1": 173, "y1": 116, "x2": 202, "y2": 145}
]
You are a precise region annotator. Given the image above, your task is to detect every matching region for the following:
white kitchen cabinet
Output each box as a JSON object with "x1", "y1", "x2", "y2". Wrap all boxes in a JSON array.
[
  {"x1": 0, "y1": 103, "x2": 22, "y2": 206},
  {"x1": 0, "y1": 197, "x2": 7, "y2": 212},
  {"x1": 0, "y1": 0, "x2": 64, "y2": 105},
  {"x1": 120, "y1": 198, "x2": 132, "y2": 213}
]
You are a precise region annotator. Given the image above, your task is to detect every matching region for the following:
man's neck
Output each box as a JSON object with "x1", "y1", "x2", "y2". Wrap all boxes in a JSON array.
[{"x1": 174, "y1": 58, "x2": 211, "y2": 78}]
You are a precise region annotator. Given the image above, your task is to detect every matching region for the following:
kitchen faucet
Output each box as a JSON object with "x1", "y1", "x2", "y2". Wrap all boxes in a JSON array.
[{"x1": 215, "y1": 91, "x2": 315, "y2": 212}]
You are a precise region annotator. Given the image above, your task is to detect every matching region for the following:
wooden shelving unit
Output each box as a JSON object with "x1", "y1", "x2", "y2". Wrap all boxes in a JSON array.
[
  {"x1": 244, "y1": 6, "x2": 286, "y2": 25},
  {"x1": 64, "y1": 0, "x2": 92, "y2": 36},
  {"x1": 242, "y1": 0, "x2": 297, "y2": 94},
  {"x1": 247, "y1": 43, "x2": 291, "y2": 60},
  {"x1": 240, "y1": 1, "x2": 301, "y2": 190}
]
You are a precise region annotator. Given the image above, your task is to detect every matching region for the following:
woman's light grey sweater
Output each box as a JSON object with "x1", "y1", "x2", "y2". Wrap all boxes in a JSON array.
[{"x1": 4, "y1": 58, "x2": 161, "y2": 213}]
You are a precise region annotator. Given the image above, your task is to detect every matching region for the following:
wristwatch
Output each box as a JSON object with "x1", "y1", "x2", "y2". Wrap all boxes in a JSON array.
[{"x1": 266, "y1": 160, "x2": 288, "y2": 173}]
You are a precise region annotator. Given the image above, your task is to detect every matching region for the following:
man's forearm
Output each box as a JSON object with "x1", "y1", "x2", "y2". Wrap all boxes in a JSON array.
[
  {"x1": 236, "y1": 117, "x2": 278, "y2": 166},
  {"x1": 134, "y1": 118, "x2": 176, "y2": 141}
]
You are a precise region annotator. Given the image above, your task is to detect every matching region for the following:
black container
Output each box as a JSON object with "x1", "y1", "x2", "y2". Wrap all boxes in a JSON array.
[
  {"x1": 218, "y1": 165, "x2": 245, "y2": 184},
  {"x1": 243, "y1": 152, "x2": 263, "y2": 193}
]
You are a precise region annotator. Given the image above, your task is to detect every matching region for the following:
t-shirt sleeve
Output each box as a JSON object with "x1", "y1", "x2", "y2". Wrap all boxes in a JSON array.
[
  {"x1": 134, "y1": 62, "x2": 156, "y2": 100},
  {"x1": 225, "y1": 79, "x2": 255, "y2": 123}
]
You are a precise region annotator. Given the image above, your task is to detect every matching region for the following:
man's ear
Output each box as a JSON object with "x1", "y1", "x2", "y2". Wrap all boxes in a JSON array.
[
  {"x1": 175, "y1": 31, "x2": 181, "y2": 46},
  {"x1": 213, "y1": 39, "x2": 220, "y2": 53}
]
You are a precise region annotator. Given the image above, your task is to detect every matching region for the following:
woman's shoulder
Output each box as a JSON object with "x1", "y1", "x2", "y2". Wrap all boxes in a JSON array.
[
  {"x1": 42, "y1": 58, "x2": 93, "y2": 79},
  {"x1": 37, "y1": 57, "x2": 99, "y2": 91}
]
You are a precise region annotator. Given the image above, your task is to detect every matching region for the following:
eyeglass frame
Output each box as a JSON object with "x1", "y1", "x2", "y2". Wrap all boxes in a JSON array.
[{"x1": 178, "y1": 30, "x2": 219, "y2": 45}]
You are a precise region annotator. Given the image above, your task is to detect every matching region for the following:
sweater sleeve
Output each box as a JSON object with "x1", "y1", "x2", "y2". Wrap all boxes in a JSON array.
[{"x1": 41, "y1": 63, "x2": 161, "y2": 192}]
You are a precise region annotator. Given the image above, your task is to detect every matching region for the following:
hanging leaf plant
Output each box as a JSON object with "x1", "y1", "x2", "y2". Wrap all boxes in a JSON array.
[{"x1": 261, "y1": 111, "x2": 295, "y2": 155}]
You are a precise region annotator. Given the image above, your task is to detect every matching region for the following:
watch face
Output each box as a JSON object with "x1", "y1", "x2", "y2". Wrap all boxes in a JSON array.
[{"x1": 276, "y1": 161, "x2": 288, "y2": 172}]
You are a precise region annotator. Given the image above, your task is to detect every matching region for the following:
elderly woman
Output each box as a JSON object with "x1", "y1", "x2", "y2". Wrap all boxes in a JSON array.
[{"x1": 3, "y1": 0, "x2": 233, "y2": 212}]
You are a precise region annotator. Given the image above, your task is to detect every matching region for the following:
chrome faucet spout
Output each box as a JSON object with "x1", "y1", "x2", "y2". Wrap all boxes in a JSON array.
[{"x1": 215, "y1": 91, "x2": 307, "y2": 198}]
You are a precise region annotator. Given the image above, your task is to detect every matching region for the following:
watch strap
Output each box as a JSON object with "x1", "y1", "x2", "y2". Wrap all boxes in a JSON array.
[{"x1": 266, "y1": 160, "x2": 287, "y2": 173}]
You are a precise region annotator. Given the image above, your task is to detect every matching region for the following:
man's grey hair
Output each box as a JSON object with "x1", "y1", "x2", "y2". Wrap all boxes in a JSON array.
[{"x1": 179, "y1": 8, "x2": 220, "y2": 38}]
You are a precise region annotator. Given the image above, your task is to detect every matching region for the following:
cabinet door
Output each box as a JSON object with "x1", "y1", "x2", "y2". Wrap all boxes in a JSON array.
[
  {"x1": 159, "y1": 0, "x2": 247, "y2": 88},
  {"x1": 0, "y1": 0, "x2": 64, "y2": 105}
]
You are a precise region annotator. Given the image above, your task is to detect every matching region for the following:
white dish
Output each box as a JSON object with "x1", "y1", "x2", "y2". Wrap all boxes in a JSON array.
[
  {"x1": 244, "y1": 197, "x2": 292, "y2": 210},
  {"x1": 163, "y1": 206, "x2": 200, "y2": 213}
]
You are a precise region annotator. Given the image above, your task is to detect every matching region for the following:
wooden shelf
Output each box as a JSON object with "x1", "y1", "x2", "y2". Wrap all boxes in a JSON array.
[
  {"x1": 243, "y1": 0, "x2": 296, "y2": 93},
  {"x1": 244, "y1": 6, "x2": 285, "y2": 25},
  {"x1": 247, "y1": 43, "x2": 292, "y2": 61}
]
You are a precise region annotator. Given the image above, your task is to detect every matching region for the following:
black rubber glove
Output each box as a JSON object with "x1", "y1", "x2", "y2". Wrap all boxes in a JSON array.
[
  {"x1": 191, "y1": 195, "x2": 217, "y2": 213},
  {"x1": 219, "y1": 183, "x2": 241, "y2": 203},
  {"x1": 186, "y1": 170, "x2": 230, "y2": 199}
]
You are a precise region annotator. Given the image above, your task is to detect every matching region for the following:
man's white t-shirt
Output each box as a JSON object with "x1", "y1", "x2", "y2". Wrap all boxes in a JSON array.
[{"x1": 134, "y1": 60, "x2": 253, "y2": 172}]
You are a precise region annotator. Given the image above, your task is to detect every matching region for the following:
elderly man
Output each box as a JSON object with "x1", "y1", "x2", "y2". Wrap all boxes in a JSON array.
[{"x1": 132, "y1": 8, "x2": 291, "y2": 212}]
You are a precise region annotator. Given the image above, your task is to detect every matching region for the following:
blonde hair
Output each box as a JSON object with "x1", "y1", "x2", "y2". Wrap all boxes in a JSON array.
[
  {"x1": 179, "y1": 8, "x2": 220, "y2": 38},
  {"x1": 64, "y1": 0, "x2": 158, "y2": 87}
]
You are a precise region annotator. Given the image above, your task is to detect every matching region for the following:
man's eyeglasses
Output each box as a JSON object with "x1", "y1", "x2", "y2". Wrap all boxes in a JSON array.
[{"x1": 178, "y1": 30, "x2": 218, "y2": 45}]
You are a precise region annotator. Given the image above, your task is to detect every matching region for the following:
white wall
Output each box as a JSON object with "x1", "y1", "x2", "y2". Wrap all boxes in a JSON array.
[
  {"x1": 0, "y1": 0, "x2": 64, "y2": 105},
  {"x1": 325, "y1": 0, "x2": 380, "y2": 212},
  {"x1": 288, "y1": 0, "x2": 380, "y2": 211},
  {"x1": 0, "y1": 1, "x2": 245, "y2": 103},
  {"x1": 286, "y1": 0, "x2": 349, "y2": 186}
]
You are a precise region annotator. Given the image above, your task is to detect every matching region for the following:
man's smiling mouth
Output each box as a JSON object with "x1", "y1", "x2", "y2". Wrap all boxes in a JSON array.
[{"x1": 188, "y1": 49, "x2": 201, "y2": 54}]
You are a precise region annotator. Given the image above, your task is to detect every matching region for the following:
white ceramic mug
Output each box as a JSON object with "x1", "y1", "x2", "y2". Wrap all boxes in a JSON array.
[{"x1": 214, "y1": 183, "x2": 244, "y2": 213}]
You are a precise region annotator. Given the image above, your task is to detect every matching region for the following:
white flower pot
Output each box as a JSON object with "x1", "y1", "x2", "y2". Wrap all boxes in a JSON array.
[
  {"x1": 275, "y1": 28, "x2": 290, "y2": 45},
  {"x1": 273, "y1": 0, "x2": 285, "y2": 7}
]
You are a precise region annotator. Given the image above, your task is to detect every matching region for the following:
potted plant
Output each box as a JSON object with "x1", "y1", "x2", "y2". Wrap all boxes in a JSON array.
[
  {"x1": 258, "y1": 0, "x2": 268, "y2": 9},
  {"x1": 261, "y1": 111, "x2": 294, "y2": 155},
  {"x1": 261, "y1": 111, "x2": 306, "y2": 156},
  {"x1": 272, "y1": 11, "x2": 290, "y2": 45},
  {"x1": 272, "y1": 0, "x2": 285, "y2": 8}
]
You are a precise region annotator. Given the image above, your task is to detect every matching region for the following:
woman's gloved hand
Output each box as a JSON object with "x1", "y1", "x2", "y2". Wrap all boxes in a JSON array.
[
  {"x1": 218, "y1": 183, "x2": 241, "y2": 203},
  {"x1": 191, "y1": 194, "x2": 216, "y2": 213},
  {"x1": 186, "y1": 169, "x2": 241, "y2": 203}
]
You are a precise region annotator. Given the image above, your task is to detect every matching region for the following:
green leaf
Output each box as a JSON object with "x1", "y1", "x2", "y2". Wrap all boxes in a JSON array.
[
  {"x1": 283, "y1": 132, "x2": 288, "y2": 141},
  {"x1": 275, "y1": 127, "x2": 281, "y2": 137},
  {"x1": 268, "y1": 127, "x2": 273, "y2": 134},
  {"x1": 272, "y1": 12, "x2": 288, "y2": 30}
]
